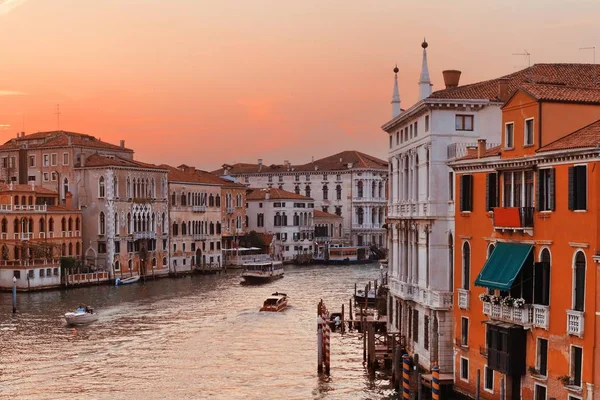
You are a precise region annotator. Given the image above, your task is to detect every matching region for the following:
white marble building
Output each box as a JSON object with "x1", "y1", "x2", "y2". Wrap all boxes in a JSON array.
[
  {"x1": 383, "y1": 40, "x2": 516, "y2": 373},
  {"x1": 215, "y1": 151, "x2": 387, "y2": 249},
  {"x1": 245, "y1": 188, "x2": 314, "y2": 262}
]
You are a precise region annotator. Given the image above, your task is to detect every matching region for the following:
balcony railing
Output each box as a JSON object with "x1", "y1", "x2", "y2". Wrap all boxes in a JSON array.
[
  {"x1": 533, "y1": 305, "x2": 549, "y2": 330},
  {"x1": 193, "y1": 233, "x2": 209, "y2": 241},
  {"x1": 133, "y1": 231, "x2": 156, "y2": 240},
  {"x1": 483, "y1": 302, "x2": 532, "y2": 325},
  {"x1": 493, "y1": 207, "x2": 534, "y2": 229},
  {"x1": 458, "y1": 289, "x2": 470, "y2": 310},
  {"x1": 352, "y1": 223, "x2": 384, "y2": 230},
  {"x1": 0, "y1": 204, "x2": 48, "y2": 212},
  {"x1": 192, "y1": 205, "x2": 206, "y2": 213},
  {"x1": 393, "y1": 280, "x2": 452, "y2": 310},
  {"x1": 14, "y1": 233, "x2": 31, "y2": 241},
  {"x1": 226, "y1": 207, "x2": 235, "y2": 214},
  {"x1": 567, "y1": 310, "x2": 584, "y2": 336}
]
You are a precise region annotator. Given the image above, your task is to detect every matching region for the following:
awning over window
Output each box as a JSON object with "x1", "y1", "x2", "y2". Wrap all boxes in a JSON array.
[{"x1": 474, "y1": 242, "x2": 533, "y2": 291}]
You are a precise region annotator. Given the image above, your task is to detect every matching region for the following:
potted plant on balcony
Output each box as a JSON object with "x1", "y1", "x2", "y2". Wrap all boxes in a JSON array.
[
  {"x1": 479, "y1": 293, "x2": 491, "y2": 303},
  {"x1": 558, "y1": 375, "x2": 572, "y2": 386},
  {"x1": 528, "y1": 366, "x2": 540, "y2": 376},
  {"x1": 501, "y1": 296, "x2": 515, "y2": 307},
  {"x1": 513, "y1": 297, "x2": 526, "y2": 309},
  {"x1": 491, "y1": 295, "x2": 501, "y2": 305}
]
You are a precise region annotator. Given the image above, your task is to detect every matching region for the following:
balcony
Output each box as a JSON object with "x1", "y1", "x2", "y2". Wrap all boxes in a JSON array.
[
  {"x1": 0, "y1": 204, "x2": 48, "y2": 212},
  {"x1": 483, "y1": 302, "x2": 532, "y2": 326},
  {"x1": 14, "y1": 232, "x2": 31, "y2": 241},
  {"x1": 193, "y1": 233, "x2": 209, "y2": 241},
  {"x1": 236, "y1": 228, "x2": 244, "y2": 234},
  {"x1": 393, "y1": 280, "x2": 452, "y2": 310},
  {"x1": 567, "y1": 310, "x2": 584, "y2": 336},
  {"x1": 226, "y1": 207, "x2": 235, "y2": 214},
  {"x1": 532, "y1": 305, "x2": 549, "y2": 330},
  {"x1": 192, "y1": 205, "x2": 206, "y2": 213},
  {"x1": 133, "y1": 231, "x2": 156, "y2": 240},
  {"x1": 493, "y1": 207, "x2": 534, "y2": 234},
  {"x1": 352, "y1": 223, "x2": 384, "y2": 230},
  {"x1": 458, "y1": 289, "x2": 470, "y2": 310},
  {"x1": 352, "y1": 196, "x2": 387, "y2": 203}
]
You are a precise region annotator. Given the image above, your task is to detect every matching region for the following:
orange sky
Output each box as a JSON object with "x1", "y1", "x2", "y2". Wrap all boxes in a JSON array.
[{"x1": 0, "y1": 0, "x2": 598, "y2": 170}]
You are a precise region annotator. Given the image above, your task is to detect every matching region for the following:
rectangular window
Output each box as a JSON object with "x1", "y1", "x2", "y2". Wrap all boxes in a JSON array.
[
  {"x1": 390, "y1": 135, "x2": 393, "y2": 148},
  {"x1": 43, "y1": 154, "x2": 49, "y2": 167},
  {"x1": 409, "y1": 124, "x2": 413, "y2": 138},
  {"x1": 484, "y1": 366, "x2": 494, "y2": 392},
  {"x1": 114, "y1": 241, "x2": 121, "y2": 254},
  {"x1": 97, "y1": 242, "x2": 106, "y2": 254},
  {"x1": 40, "y1": 268, "x2": 45, "y2": 277},
  {"x1": 449, "y1": 172, "x2": 454, "y2": 201},
  {"x1": 28, "y1": 176, "x2": 35, "y2": 182},
  {"x1": 461, "y1": 317, "x2": 469, "y2": 346},
  {"x1": 485, "y1": 173, "x2": 498, "y2": 211},
  {"x1": 534, "y1": 384, "x2": 547, "y2": 400},
  {"x1": 43, "y1": 172, "x2": 49, "y2": 181},
  {"x1": 425, "y1": 115, "x2": 430, "y2": 132},
  {"x1": 13, "y1": 270, "x2": 21, "y2": 279},
  {"x1": 460, "y1": 175, "x2": 473, "y2": 212},
  {"x1": 525, "y1": 118, "x2": 534, "y2": 146},
  {"x1": 537, "y1": 338, "x2": 548, "y2": 376},
  {"x1": 62, "y1": 152, "x2": 69, "y2": 165},
  {"x1": 503, "y1": 171, "x2": 512, "y2": 207},
  {"x1": 537, "y1": 169, "x2": 555, "y2": 211},
  {"x1": 28, "y1": 270, "x2": 34, "y2": 279},
  {"x1": 53, "y1": 268, "x2": 59, "y2": 276},
  {"x1": 460, "y1": 357, "x2": 469, "y2": 381},
  {"x1": 51, "y1": 153, "x2": 57, "y2": 166},
  {"x1": 29, "y1": 155, "x2": 35, "y2": 167},
  {"x1": 568, "y1": 165, "x2": 587, "y2": 211},
  {"x1": 51, "y1": 172, "x2": 57, "y2": 181},
  {"x1": 505, "y1": 122, "x2": 514, "y2": 148},
  {"x1": 268, "y1": 176, "x2": 272, "y2": 182},
  {"x1": 423, "y1": 315, "x2": 429, "y2": 350},
  {"x1": 571, "y1": 346, "x2": 583, "y2": 387},
  {"x1": 412, "y1": 310, "x2": 419, "y2": 343},
  {"x1": 455, "y1": 115, "x2": 474, "y2": 131},
  {"x1": 414, "y1": 122, "x2": 418, "y2": 137}
]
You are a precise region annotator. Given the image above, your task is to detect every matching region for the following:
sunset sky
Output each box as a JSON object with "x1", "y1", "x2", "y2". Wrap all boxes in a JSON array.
[{"x1": 0, "y1": 0, "x2": 598, "y2": 169}]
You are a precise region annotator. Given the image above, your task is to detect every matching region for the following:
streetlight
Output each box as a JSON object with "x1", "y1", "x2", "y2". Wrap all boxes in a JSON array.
[{"x1": 12, "y1": 276, "x2": 17, "y2": 313}]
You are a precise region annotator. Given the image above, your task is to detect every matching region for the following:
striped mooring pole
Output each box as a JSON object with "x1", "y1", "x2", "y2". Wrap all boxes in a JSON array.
[
  {"x1": 432, "y1": 363, "x2": 441, "y2": 400},
  {"x1": 323, "y1": 314, "x2": 331, "y2": 374},
  {"x1": 402, "y1": 354, "x2": 410, "y2": 400}
]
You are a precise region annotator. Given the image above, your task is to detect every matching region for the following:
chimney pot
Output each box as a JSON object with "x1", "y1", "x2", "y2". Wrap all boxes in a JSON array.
[
  {"x1": 466, "y1": 146, "x2": 478, "y2": 157},
  {"x1": 120, "y1": 140, "x2": 125, "y2": 148},
  {"x1": 477, "y1": 139, "x2": 487, "y2": 158},
  {"x1": 498, "y1": 78, "x2": 510, "y2": 102},
  {"x1": 442, "y1": 70, "x2": 462, "y2": 89}
]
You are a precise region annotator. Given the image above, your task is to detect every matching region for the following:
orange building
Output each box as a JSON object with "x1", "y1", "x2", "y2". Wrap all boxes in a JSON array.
[
  {"x1": 450, "y1": 84, "x2": 600, "y2": 399},
  {"x1": 0, "y1": 183, "x2": 82, "y2": 290}
]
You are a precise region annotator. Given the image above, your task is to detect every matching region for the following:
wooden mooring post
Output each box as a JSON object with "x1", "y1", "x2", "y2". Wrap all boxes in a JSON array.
[
  {"x1": 348, "y1": 299, "x2": 353, "y2": 331},
  {"x1": 402, "y1": 354, "x2": 411, "y2": 400},
  {"x1": 432, "y1": 364, "x2": 440, "y2": 400},
  {"x1": 317, "y1": 300, "x2": 323, "y2": 373},
  {"x1": 317, "y1": 299, "x2": 330, "y2": 375},
  {"x1": 341, "y1": 303, "x2": 345, "y2": 334}
]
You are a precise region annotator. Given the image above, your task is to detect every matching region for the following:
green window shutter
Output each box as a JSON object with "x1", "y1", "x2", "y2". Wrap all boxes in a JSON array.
[
  {"x1": 549, "y1": 169, "x2": 555, "y2": 211},
  {"x1": 568, "y1": 167, "x2": 574, "y2": 211},
  {"x1": 460, "y1": 175, "x2": 465, "y2": 212},
  {"x1": 485, "y1": 174, "x2": 490, "y2": 211}
]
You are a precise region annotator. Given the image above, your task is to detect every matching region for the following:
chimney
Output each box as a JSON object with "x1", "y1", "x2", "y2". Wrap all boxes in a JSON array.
[
  {"x1": 347, "y1": 163, "x2": 353, "y2": 169},
  {"x1": 30, "y1": 181, "x2": 34, "y2": 191},
  {"x1": 9, "y1": 181, "x2": 13, "y2": 190},
  {"x1": 284, "y1": 160, "x2": 290, "y2": 171},
  {"x1": 65, "y1": 192, "x2": 73, "y2": 209},
  {"x1": 498, "y1": 78, "x2": 510, "y2": 102},
  {"x1": 442, "y1": 70, "x2": 462, "y2": 89},
  {"x1": 68, "y1": 136, "x2": 72, "y2": 146},
  {"x1": 258, "y1": 159, "x2": 263, "y2": 172},
  {"x1": 466, "y1": 146, "x2": 478, "y2": 158},
  {"x1": 265, "y1": 188, "x2": 270, "y2": 200},
  {"x1": 477, "y1": 139, "x2": 487, "y2": 158},
  {"x1": 80, "y1": 154, "x2": 86, "y2": 167},
  {"x1": 120, "y1": 140, "x2": 125, "y2": 148}
]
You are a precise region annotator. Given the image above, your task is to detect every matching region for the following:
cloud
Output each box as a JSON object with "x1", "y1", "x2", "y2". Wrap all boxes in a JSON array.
[
  {"x1": 0, "y1": 90, "x2": 26, "y2": 96},
  {"x1": 0, "y1": 0, "x2": 28, "y2": 15}
]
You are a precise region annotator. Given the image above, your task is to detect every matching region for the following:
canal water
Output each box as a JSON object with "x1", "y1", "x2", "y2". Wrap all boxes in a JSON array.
[{"x1": 0, "y1": 263, "x2": 396, "y2": 400}]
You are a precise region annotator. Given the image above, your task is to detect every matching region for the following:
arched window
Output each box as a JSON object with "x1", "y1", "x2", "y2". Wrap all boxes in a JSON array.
[
  {"x1": 182, "y1": 222, "x2": 187, "y2": 235},
  {"x1": 68, "y1": 217, "x2": 73, "y2": 231},
  {"x1": 274, "y1": 212, "x2": 281, "y2": 227},
  {"x1": 172, "y1": 222, "x2": 178, "y2": 236},
  {"x1": 75, "y1": 217, "x2": 80, "y2": 231},
  {"x1": 336, "y1": 185, "x2": 342, "y2": 200},
  {"x1": 99, "y1": 212, "x2": 105, "y2": 235},
  {"x1": 127, "y1": 177, "x2": 131, "y2": 198},
  {"x1": 305, "y1": 185, "x2": 311, "y2": 198},
  {"x1": 293, "y1": 213, "x2": 299, "y2": 226},
  {"x1": 181, "y1": 192, "x2": 187, "y2": 206},
  {"x1": 49, "y1": 218, "x2": 54, "y2": 232},
  {"x1": 37, "y1": 218, "x2": 45, "y2": 233},
  {"x1": 295, "y1": 186, "x2": 300, "y2": 195},
  {"x1": 487, "y1": 243, "x2": 495, "y2": 259},
  {"x1": 357, "y1": 207, "x2": 364, "y2": 225},
  {"x1": 209, "y1": 222, "x2": 215, "y2": 235},
  {"x1": 357, "y1": 181, "x2": 364, "y2": 198},
  {"x1": 76, "y1": 242, "x2": 80, "y2": 256},
  {"x1": 127, "y1": 213, "x2": 132, "y2": 234},
  {"x1": 216, "y1": 195, "x2": 221, "y2": 207},
  {"x1": 171, "y1": 192, "x2": 177, "y2": 206},
  {"x1": 573, "y1": 251, "x2": 586, "y2": 311},
  {"x1": 115, "y1": 260, "x2": 120, "y2": 271},
  {"x1": 61, "y1": 217, "x2": 66, "y2": 232},
  {"x1": 378, "y1": 181, "x2": 383, "y2": 198},
  {"x1": 209, "y1": 194, "x2": 215, "y2": 207},
  {"x1": 14, "y1": 196, "x2": 19, "y2": 205},
  {"x1": 28, "y1": 218, "x2": 33, "y2": 233},
  {"x1": 62, "y1": 243, "x2": 66, "y2": 256},
  {"x1": 1, "y1": 218, "x2": 7, "y2": 233},
  {"x1": 128, "y1": 259, "x2": 133, "y2": 271},
  {"x1": 535, "y1": 248, "x2": 551, "y2": 306},
  {"x1": 216, "y1": 222, "x2": 221, "y2": 234},
  {"x1": 162, "y1": 213, "x2": 166, "y2": 233},
  {"x1": 99, "y1": 176, "x2": 105, "y2": 198},
  {"x1": 282, "y1": 213, "x2": 287, "y2": 226},
  {"x1": 68, "y1": 242, "x2": 73, "y2": 256},
  {"x1": 322, "y1": 185, "x2": 328, "y2": 200},
  {"x1": 113, "y1": 176, "x2": 118, "y2": 198},
  {"x1": 462, "y1": 242, "x2": 470, "y2": 290}
]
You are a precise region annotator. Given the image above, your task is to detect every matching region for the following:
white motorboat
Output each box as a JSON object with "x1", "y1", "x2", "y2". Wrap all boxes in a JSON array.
[
  {"x1": 64, "y1": 307, "x2": 99, "y2": 326},
  {"x1": 260, "y1": 292, "x2": 288, "y2": 312},
  {"x1": 241, "y1": 261, "x2": 284, "y2": 283},
  {"x1": 115, "y1": 276, "x2": 140, "y2": 286}
]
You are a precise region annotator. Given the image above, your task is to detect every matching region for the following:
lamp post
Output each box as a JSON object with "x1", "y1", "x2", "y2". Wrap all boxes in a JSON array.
[{"x1": 12, "y1": 276, "x2": 17, "y2": 313}]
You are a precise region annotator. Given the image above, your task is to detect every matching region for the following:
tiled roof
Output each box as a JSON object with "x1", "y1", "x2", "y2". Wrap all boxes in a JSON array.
[
  {"x1": 313, "y1": 209, "x2": 342, "y2": 219},
  {"x1": 538, "y1": 119, "x2": 600, "y2": 153},
  {"x1": 214, "y1": 150, "x2": 387, "y2": 175},
  {"x1": 0, "y1": 183, "x2": 57, "y2": 194},
  {"x1": 77, "y1": 153, "x2": 166, "y2": 170},
  {"x1": 246, "y1": 188, "x2": 313, "y2": 201},
  {"x1": 429, "y1": 64, "x2": 600, "y2": 101},
  {"x1": 519, "y1": 83, "x2": 600, "y2": 104},
  {"x1": 47, "y1": 204, "x2": 80, "y2": 212},
  {"x1": 457, "y1": 145, "x2": 502, "y2": 161},
  {"x1": 0, "y1": 131, "x2": 132, "y2": 152},
  {"x1": 162, "y1": 165, "x2": 245, "y2": 187}
]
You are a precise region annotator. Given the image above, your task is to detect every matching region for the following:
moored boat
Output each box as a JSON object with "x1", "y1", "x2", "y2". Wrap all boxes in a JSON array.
[
  {"x1": 64, "y1": 306, "x2": 99, "y2": 326},
  {"x1": 241, "y1": 261, "x2": 284, "y2": 283},
  {"x1": 115, "y1": 276, "x2": 140, "y2": 286},
  {"x1": 354, "y1": 288, "x2": 377, "y2": 306},
  {"x1": 260, "y1": 292, "x2": 288, "y2": 312}
]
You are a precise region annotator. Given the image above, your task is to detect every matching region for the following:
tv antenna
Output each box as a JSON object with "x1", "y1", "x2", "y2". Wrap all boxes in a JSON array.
[
  {"x1": 512, "y1": 50, "x2": 531, "y2": 67},
  {"x1": 56, "y1": 104, "x2": 61, "y2": 130}
]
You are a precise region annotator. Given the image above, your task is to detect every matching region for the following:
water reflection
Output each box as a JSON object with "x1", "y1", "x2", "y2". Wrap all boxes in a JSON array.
[{"x1": 0, "y1": 264, "x2": 394, "y2": 400}]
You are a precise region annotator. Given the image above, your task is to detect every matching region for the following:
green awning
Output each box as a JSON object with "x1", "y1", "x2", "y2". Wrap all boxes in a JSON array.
[{"x1": 474, "y1": 243, "x2": 533, "y2": 291}]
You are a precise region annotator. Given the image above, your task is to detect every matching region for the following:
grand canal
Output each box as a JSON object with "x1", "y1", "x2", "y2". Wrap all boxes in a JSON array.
[{"x1": 0, "y1": 264, "x2": 395, "y2": 400}]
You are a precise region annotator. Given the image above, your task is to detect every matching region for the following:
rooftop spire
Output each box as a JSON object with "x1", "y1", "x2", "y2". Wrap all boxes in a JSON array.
[
  {"x1": 391, "y1": 64, "x2": 401, "y2": 118},
  {"x1": 418, "y1": 38, "x2": 432, "y2": 100}
]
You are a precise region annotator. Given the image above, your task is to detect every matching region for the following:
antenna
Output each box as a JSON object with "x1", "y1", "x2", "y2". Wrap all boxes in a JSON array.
[
  {"x1": 512, "y1": 50, "x2": 531, "y2": 67},
  {"x1": 579, "y1": 47, "x2": 597, "y2": 86},
  {"x1": 55, "y1": 104, "x2": 61, "y2": 130}
]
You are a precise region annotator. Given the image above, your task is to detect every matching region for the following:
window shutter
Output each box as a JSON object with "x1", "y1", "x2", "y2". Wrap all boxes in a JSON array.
[
  {"x1": 536, "y1": 170, "x2": 542, "y2": 211},
  {"x1": 576, "y1": 166, "x2": 587, "y2": 210},
  {"x1": 491, "y1": 173, "x2": 497, "y2": 208},
  {"x1": 467, "y1": 175, "x2": 473, "y2": 211},
  {"x1": 568, "y1": 167, "x2": 574, "y2": 210},
  {"x1": 485, "y1": 174, "x2": 490, "y2": 211},
  {"x1": 460, "y1": 175, "x2": 465, "y2": 212},
  {"x1": 549, "y1": 169, "x2": 555, "y2": 211}
]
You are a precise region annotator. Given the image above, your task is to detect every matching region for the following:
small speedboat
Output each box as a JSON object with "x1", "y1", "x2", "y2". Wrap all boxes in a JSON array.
[
  {"x1": 64, "y1": 307, "x2": 99, "y2": 326},
  {"x1": 260, "y1": 292, "x2": 288, "y2": 312},
  {"x1": 115, "y1": 276, "x2": 140, "y2": 286}
]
